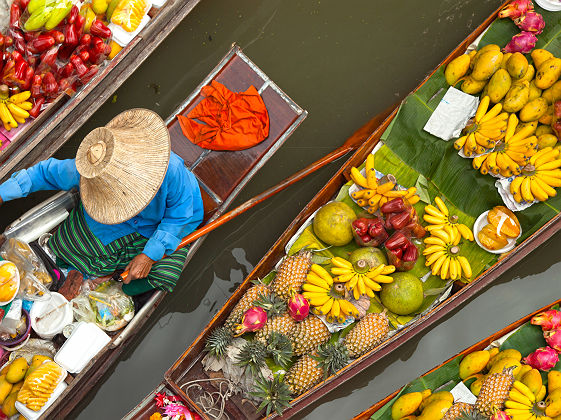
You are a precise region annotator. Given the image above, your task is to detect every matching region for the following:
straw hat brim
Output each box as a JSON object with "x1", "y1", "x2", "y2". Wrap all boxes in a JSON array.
[{"x1": 78, "y1": 109, "x2": 171, "y2": 225}]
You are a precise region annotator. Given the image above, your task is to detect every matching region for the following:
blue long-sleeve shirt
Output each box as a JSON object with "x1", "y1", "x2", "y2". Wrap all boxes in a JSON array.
[{"x1": 0, "y1": 152, "x2": 204, "y2": 261}]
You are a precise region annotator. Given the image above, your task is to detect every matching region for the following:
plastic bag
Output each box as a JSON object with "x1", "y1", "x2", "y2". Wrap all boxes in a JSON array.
[
  {"x1": 1, "y1": 238, "x2": 51, "y2": 301},
  {"x1": 71, "y1": 280, "x2": 134, "y2": 331}
]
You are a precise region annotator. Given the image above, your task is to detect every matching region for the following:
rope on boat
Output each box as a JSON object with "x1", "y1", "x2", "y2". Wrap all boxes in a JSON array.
[{"x1": 180, "y1": 377, "x2": 240, "y2": 419}]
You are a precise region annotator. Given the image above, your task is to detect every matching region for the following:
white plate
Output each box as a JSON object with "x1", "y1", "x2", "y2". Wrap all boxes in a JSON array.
[
  {"x1": 535, "y1": 0, "x2": 561, "y2": 11},
  {"x1": 0, "y1": 261, "x2": 20, "y2": 306},
  {"x1": 473, "y1": 210, "x2": 521, "y2": 254}
]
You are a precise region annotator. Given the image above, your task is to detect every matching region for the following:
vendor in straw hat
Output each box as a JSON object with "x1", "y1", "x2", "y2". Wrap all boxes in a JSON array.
[{"x1": 0, "y1": 109, "x2": 204, "y2": 296}]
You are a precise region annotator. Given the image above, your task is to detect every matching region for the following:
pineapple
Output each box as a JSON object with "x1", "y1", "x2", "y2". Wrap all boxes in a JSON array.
[
  {"x1": 443, "y1": 403, "x2": 485, "y2": 420},
  {"x1": 270, "y1": 251, "x2": 312, "y2": 300},
  {"x1": 255, "y1": 313, "x2": 296, "y2": 344},
  {"x1": 204, "y1": 326, "x2": 233, "y2": 357},
  {"x1": 235, "y1": 339, "x2": 268, "y2": 375},
  {"x1": 284, "y1": 342, "x2": 349, "y2": 395},
  {"x1": 343, "y1": 313, "x2": 389, "y2": 358},
  {"x1": 251, "y1": 375, "x2": 292, "y2": 417},
  {"x1": 224, "y1": 282, "x2": 269, "y2": 332},
  {"x1": 290, "y1": 315, "x2": 330, "y2": 356},
  {"x1": 475, "y1": 367, "x2": 515, "y2": 417},
  {"x1": 266, "y1": 332, "x2": 293, "y2": 369}
]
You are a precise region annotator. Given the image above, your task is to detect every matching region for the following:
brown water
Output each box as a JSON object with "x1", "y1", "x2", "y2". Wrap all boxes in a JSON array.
[{"x1": 5, "y1": 0, "x2": 557, "y2": 418}]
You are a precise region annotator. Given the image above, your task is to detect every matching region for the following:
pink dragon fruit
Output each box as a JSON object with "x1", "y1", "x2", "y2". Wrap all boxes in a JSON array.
[
  {"x1": 515, "y1": 11, "x2": 545, "y2": 34},
  {"x1": 288, "y1": 293, "x2": 309, "y2": 322},
  {"x1": 503, "y1": 31, "x2": 538, "y2": 53},
  {"x1": 498, "y1": 0, "x2": 534, "y2": 19},
  {"x1": 523, "y1": 346, "x2": 559, "y2": 371},
  {"x1": 490, "y1": 411, "x2": 511, "y2": 420},
  {"x1": 544, "y1": 328, "x2": 561, "y2": 353},
  {"x1": 234, "y1": 306, "x2": 267, "y2": 335},
  {"x1": 531, "y1": 309, "x2": 561, "y2": 331}
]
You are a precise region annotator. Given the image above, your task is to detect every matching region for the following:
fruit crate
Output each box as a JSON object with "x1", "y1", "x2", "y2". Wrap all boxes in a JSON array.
[{"x1": 352, "y1": 297, "x2": 561, "y2": 420}]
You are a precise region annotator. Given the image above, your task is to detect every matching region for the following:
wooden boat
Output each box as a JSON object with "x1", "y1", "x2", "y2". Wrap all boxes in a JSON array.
[
  {"x1": 0, "y1": 0, "x2": 204, "y2": 183},
  {"x1": 0, "y1": 44, "x2": 307, "y2": 419},
  {"x1": 352, "y1": 297, "x2": 561, "y2": 420},
  {"x1": 123, "y1": 2, "x2": 561, "y2": 419}
]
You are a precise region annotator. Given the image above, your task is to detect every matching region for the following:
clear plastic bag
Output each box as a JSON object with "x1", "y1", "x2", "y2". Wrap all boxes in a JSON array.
[
  {"x1": 71, "y1": 280, "x2": 134, "y2": 331},
  {"x1": 1, "y1": 238, "x2": 52, "y2": 301}
]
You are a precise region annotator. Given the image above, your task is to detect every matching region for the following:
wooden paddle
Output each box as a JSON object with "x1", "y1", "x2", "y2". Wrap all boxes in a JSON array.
[{"x1": 119, "y1": 105, "x2": 397, "y2": 281}]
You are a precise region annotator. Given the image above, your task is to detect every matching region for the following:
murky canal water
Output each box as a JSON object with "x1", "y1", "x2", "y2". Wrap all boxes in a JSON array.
[{"x1": 4, "y1": 0, "x2": 557, "y2": 418}]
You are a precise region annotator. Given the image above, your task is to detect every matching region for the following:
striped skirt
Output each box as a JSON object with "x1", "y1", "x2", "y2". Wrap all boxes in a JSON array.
[{"x1": 48, "y1": 204, "x2": 190, "y2": 295}]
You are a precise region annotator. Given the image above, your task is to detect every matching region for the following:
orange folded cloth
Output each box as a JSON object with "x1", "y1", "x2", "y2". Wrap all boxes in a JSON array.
[{"x1": 178, "y1": 80, "x2": 270, "y2": 151}]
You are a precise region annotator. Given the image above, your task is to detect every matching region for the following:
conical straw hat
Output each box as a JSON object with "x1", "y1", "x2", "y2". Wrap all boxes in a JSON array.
[{"x1": 75, "y1": 109, "x2": 171, "y2": 225}]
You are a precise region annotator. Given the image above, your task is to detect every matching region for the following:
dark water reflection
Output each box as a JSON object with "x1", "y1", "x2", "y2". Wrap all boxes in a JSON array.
[{"x1": 4, "y1": 0, "x2": 552, "y2": 418}]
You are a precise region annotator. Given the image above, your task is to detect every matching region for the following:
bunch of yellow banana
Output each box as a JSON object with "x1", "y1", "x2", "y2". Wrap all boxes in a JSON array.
[
  {"x1": 504, "y1": 380, "x2": 549, "y2": 420},
  {"x1": 423, "y1": 225, "x2": 472, "y2": 281},
  {"x1": 472, "y1": 113, "x2": 538, "y2": 177},
  {"x1": 302, "y1": 263, "x2": 360, "y2": 323},
  {"x1": 423, "y1": 197, "x2": 474, "y2": 241},
  {"x1": 350, "y1": 154, "x2": 420, "y2": 214},
  {"x1": 509, "y1": 147, "x2": 561, "y2": 203},
  {"x1": 0, "y1": 86, "x2": 32, "y2": 131},
  {"x1": 454, "y1": 96, "x2": 508, "y2": 157},
  {"x1": 330, "y1": 256, "x2": 395, "y2": 300}
]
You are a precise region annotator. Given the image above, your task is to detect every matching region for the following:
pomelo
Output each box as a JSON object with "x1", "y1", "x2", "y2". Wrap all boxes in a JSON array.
[
  {"x1": 349, "y1": 247, "x2": 387, "y2": 268},
  {"x1": 379, "y1": 272, "x2": 423, "y2": 315},
  {"x1": 312, "y1": 202, "x2": 356, "y2": 246}
]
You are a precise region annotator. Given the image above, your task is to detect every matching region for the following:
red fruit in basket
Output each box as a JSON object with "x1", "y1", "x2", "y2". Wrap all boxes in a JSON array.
[
  {"x1": 80, "y1": 34, "x2": 92, "y2": 46},
  {"x1": 381, "y1": 197, "x2": 407, "y2": 214},
  {"x1": 79, "y1": 64, "x2": 98, "y2": 84},
  {"x1": 23, "y1": 31, "x2": 38, "y2": 43},
  {"x1": 288, "y1": 293, "x2": 309, "y2": 322},
  {"x1": 498, "y1": 0, "x2": 533, "y2": 19},
  {"x1": 503, "y1": 31, "x2": 537, "y2": 54},
  {"x1": 3, "y1": 36, "x2": 13, "y2": 49},
  {"x1": 544, "y1": 328, "x2": 561, "y2": 353},
  {"x1": 64, "y1": 23, "x2": 79, "y2": 46},
  {"x1": 531, "y1": 309, "x2": 561, "y2": 331},
  {"x1": 352, "y1": 218, "x2": 369, "y2": 235},
  {"x1": 90, "y1": 20, "x2": 111, "y2": 39},
  {"x1": 28, "y1": 35, "x2": 55, "y2": 54},
  {"x1": 385, "y1": 231, "x2": 408, "y2": 251},
  {"x1": 70, "y1": 54, "x2": 88, "y2": 76},
  {"x1": 9, "y1": 3, "x2": 21, "y2": 29},
  {"x1": 42, "y1": 71, "x2": 57, "y2": 96},
  {"x1": 402, "y1": 243, "x2": 418, "y2": 263},
  {"x1": 21, "y1": 66, "x2": 34, "y2": 90},
  {"x1": 68, "y1": 4, "x2": 79, "y2": 24},
  {"x1": 13, "y1": 59, "x2": 27, "y2": 80},
  {"x1": 390, "y1": 211, "x2": 411, "y2": 230},
  {"x1": 19, "y1": 0, "x2": 30, "y2": 9},
  {"x1": 44, "y1": 30, "x2": 65, "y2": 45},
  {"x1": 234, "y1": 306, "x2": 267, "y2": 336},
  {"x1": 514, "y1": 11, "x2": 545, "y2": 34},
  {"x1": 523, "y1": 346, "x2": 559, "y2": 371},
  {"x1": 29, "y1": 96, "x2": 44, "y2": 118},
  {"x1": 59, "y1": 62, "x2": 73, "y2": 78},
  {"x1": 30, "y1": 74, "x2": 41, "y2": 97},
  {"x1": 39, "y1": 46, "x2": 59, "y2": 70}
]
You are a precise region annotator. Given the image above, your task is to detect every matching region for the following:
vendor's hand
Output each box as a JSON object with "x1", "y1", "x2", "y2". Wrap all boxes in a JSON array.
[{"x1": 124, "y1": 253, "x2": 155, "y2": 283}]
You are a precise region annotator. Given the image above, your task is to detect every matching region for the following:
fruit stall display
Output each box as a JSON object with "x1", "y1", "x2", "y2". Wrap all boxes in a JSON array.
[
  {"x1": 188, "y1": 1, "x2": 561, "y2": 417},
  {"x1": 0, "y1": 0, "x2": 152, "y2": 148},
  {"x1": 358, "y1": 303, "x2": 561, "y2": 420}
]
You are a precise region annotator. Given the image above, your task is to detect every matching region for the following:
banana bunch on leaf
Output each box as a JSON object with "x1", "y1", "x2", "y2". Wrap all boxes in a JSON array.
[
  {"x1": 473, "y1": 113, "x2": 538, "y2": 177},
  {"x1": 0, "y1": 85, "x2": 33, "y2": 131},
  {"x1": 331, "y1": 256, "x2": 395, "y2": 300},
  {"x1": 423, "y1": 224, "x2": 472, "y2": 281},
  {"x1": 423, "y1": 197, "x2": 474, "y2": 241},
  {"x1": 509, "y1": 147, "x2": 561, "y2": 203},
  {"x1": 454, "y1": 96, "x2": 508, "y2": 157},
  {"x1": 350, "y1": 154, "x2": 419, "y2": 214}
]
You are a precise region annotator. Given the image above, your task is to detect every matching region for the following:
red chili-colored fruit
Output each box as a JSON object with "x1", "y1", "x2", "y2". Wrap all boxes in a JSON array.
[
  {"x1": 90, "y1": 20, "x2": 112, "y2": 39},
  {"x1": 29, "y1": 96, "x2": 44, "y2": 118}
]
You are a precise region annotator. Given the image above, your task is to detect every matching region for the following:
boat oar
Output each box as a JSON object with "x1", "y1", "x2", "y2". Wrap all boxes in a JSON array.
[{"x1": 119, "y1": 107, "x2": 394, "y2": 282}]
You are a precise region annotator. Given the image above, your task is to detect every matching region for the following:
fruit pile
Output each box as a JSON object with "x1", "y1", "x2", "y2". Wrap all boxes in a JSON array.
[
  {"x1": 478, "y1": 206, "x2": 521, "y2": 251},
  {"x1": 499, "y1": 0, "x2": 544, "y2": 54}
]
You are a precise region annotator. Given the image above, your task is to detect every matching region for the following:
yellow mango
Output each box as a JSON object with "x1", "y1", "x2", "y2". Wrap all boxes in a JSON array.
[
  {"x1": 420, "y1": 389, "x2": 431, "y2": 400},
  {"x1": 445, "y1": 54, "x2": 471, "y2": 86},
  {"x1": 539, "y1": 105, "x2": 554, "y2": 125},
  {"x1": 521, "y1": 368, "x2": 543, "y2": 395},
  {"x1": 542, "y1": 80, "x2": 561, "y2": 104},
  {"x1": 520, "y1": 64, "x2": 535, "y2": 82},
  {"x1": 503, "y1": 80, "x2": 530, "y2": 113},
  {"x1": 506, "y1": 52, "x2": 529, "y2": 79},
  {"x1": 419, "y1": 391, "x2": 454, "y2": 411},
  {"x1": 6, "y1": 358, "x2": 28, "y2": 384},
  {"x1": 31, "y1": 355, "x2": 52, "y2": 368},
  {"x1": 1, "y1": 392, "x2": 17, "y2": 417},
  {"x1": 529, "y1": 81, "x2": 542, "y2": 101},
  {"x1": 472, "y1": 50, "x2": 503, "y2": 81},
  {"x1": 471, "y1": 375, "x2": 486, "y2": 396},
  {"x1": 537, "y1": 125, "x2": 554, "y2": 136},
  {"x1": 546, "y1": 388, "x2": 561, "y2": 417},
  {"x1": 488, "y1": 349, "x2": 523, "y2": 369},
  {"x1": 549, "y1": 370, "x2": 561, "y2": 393},
  {"x1": 515, "y1": 364, "x2": 533, "y2": 381},
  {"x1": 487, "y1": 69, "x2": 512, "y2": 103},
  {"x1": 10, "y1": 381, "x2": 22, "y2": 395},
  {"x1": 538, "y1": 133, "x2": 558, "y2": 150},
  {"x1": 461, "y1": 76, "x2": 487, "y2": 94},
  {"x1": 417, "y1": 399, "x2": 453, "y2": 420},
  {"x1": 473, "y1": 44, "x2": 501, "y2": 65},
  {"x1": 468, "y1": 49, "x2": 477, "y2": 69},
  {"x1": 515, "y1": 120, "x2": 538, "y2": 135},
  {"x1": 488, "y1": 347, "x2": 500, "y2": 359},
  {"x1": 532, "y1": 48, "x2": 554, "y2": 69},
  {"x1": 392, "y1": 392, "x2": 423, "y2": 420},
  {"x1": 459, "y1": 350, "x2": 491, "y2": 380},
  {"x1": 520, "y1": 97, "x2": 549, "y2": 122},
  {"x1": 501, "y1": 52, "x2": 513, "y2": 69},
  {"x1": 536, "y1": 58, "x2": 561, "y2": 89},
  {"x1": 0, "y1": 379, "x2": 11, "y2": 405},
  {"x1": 488, "y1": 357, "x2": 521, "y2": 376}
]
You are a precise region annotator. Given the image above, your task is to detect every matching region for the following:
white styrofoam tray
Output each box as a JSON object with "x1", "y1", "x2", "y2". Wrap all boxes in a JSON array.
[
  {"x1": 108, "y1": 2, "x2": 152, "y2": 47},
  {"x1": 54, "y1": 322, "x2": 110, "y2": 373}
]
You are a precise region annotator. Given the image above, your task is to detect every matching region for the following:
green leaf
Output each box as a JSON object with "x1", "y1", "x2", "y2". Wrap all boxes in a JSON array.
[{"x1": 415, "y1": 174, "x2": 431, "y2": 204}]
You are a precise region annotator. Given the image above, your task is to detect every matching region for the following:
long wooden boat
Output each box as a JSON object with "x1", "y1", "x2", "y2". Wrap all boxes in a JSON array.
[
  {"x1": 0, "y1": 0, "x2": 204, "y2": 183},
  {"x1": 352, "y1": 298, "x2": 561, "y2": 420},
  {"x1": 122, "y1": 2, "x2": 561, "y2": 419},
  {"x1": 0, "y1": 45, "x2": 307, "y2": 419}
]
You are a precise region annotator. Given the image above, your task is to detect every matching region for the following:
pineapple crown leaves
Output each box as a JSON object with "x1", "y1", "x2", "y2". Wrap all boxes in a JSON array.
[
  {"x1": 254, "y1": 293, "x2": 286, "y2": 317},
  {"x1": 266, "y1": 332, "x2": 294, "y2": 369},
  {"x1": 250, "y1": 375, "x2": 292, "y2": 417},
  {"x1": 235, "y1": 340, "x2": 268, "y2": 376},
  {"x1": 204, "y1": 326, "x2": 233, "y2": 357},
  {"x1": 310, "y1": 341, "x2": 349, "y2": 379}
]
